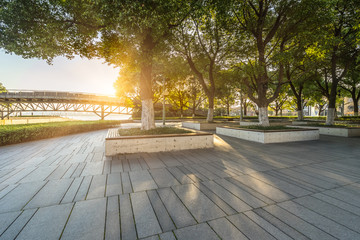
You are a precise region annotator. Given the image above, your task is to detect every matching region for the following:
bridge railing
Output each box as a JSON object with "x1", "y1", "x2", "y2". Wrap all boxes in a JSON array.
[{"x1": 0, "y1": 90, "x2": 123, "y2": 104}]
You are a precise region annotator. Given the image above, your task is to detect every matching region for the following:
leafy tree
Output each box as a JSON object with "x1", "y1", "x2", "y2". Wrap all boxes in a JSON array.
[
  {"x1": 269, "y1": 85, "x2": 290, "y2": 116},
  {"x1": 310, "y1": 0, "x2": 360, "y2": 124},
  {"x1": 0, "y1": 0, "x2": 195, "y2": 129},
  {"x1": 172, "y1": 3, "x2": 233, "y2": 122},
  {"x1": 224, "y1": 0, "x2": 322, "y2": 126},
  {"x1": 340, "y1": 63, "x2": 360, "y2": 116}
]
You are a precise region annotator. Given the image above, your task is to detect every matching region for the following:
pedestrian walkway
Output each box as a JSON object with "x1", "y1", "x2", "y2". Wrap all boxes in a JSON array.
[{"x1": 0, "y1": 129, "x2": 359, "y2": 240}]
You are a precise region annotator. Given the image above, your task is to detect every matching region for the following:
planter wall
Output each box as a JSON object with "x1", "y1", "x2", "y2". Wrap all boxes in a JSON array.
[
  {"x1": 182, "y1": 121, "x2": 226, "y2": 130},
  {"x1": 105, "y1": 129, "x2": 213, "y2": 156},
  {"x1": 291, "y1": 125, "x2": 360, "y2": 137},
  {"x1": 216, "y1": 126, "x2": 319, "y2": 144}
]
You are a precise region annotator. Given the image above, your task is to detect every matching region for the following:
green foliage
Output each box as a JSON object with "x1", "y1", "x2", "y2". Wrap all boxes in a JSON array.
[
  {"x1": 0, "y1": 120, "x2": 125, "y2": 146},
  {"x1": 118, "y1": 127, "x2": 191, "y2": 136},
  {"x1": 0, "y1": 82, "x2": 6, "y2": 92}
]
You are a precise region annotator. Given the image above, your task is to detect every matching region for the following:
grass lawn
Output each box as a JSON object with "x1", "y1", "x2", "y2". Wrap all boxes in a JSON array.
[
  {"x1": 118, "y1": 127, "x2": 192, "y2": 136},
  {"x1": 0, "y1": 120, "x2": 124, "y2": 146}
]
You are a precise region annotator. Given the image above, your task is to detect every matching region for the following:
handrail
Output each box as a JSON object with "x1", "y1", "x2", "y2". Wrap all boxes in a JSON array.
[{"x1": 0, "y1": 89, "x2": 122, "y2": 103}]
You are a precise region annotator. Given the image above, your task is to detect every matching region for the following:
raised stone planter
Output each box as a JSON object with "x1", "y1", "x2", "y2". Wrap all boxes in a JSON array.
[
  {"x1": 290, "y1": 125, "x2": 360, "y2": 137},
  {"x1": 216, "y1": 126, "x2": 319, "y2": 143},
  {"x1": 105, "y1": 129, "x2": 213, "y2": 156},
  {"x1": 239, "y1": 121, "x2": 260, "y2": 126},
  {"x1": 182, "y1": 121, "x2": 227, "y2": 130}
]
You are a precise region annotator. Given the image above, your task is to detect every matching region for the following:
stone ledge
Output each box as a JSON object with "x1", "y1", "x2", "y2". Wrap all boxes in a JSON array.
[
  {"x1": 105, "y1": 129, "x2": 214, "y2": 156},
  {"x1": 290, "y1": 125, "x2": 360, "y2": 137},
  {"x1": 216, "y1": 126, "x2": 319, "y2": 144},
  {"x1": 182, "y1": 121, "x2": 228, "y2": 130}
]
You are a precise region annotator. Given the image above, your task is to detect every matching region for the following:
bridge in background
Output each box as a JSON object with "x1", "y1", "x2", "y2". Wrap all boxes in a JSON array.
[{"x1": 0, "y1": 90, "x2": 132, "y2": 120}]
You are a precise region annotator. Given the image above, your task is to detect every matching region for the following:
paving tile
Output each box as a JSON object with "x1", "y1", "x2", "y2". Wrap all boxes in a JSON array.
[
  {"x1": 131, "y1": 191, "x2": 162, "y2": 238},
  {"x1": 215, "y1": 178, "x2": 266, "y2": 208},
  {"x1": 18, "y1": 166, "x2": 57, "y2": 183},
  {"x1": 226, "y1": 177, "x2": 275, "y2": 205},
  {"x1": 249, "y1": 172, "x2": 312, "y2": 197},
  {"x1": 0, "y1": 184, "x2": 18, "y2": 199},
  {"x1": 1, "y1": 167, "x2": 36, "y2": 185},
  {"x1": 105, "y1": 196, "x2": 120, "y2": 240},
  {"x1": 294, "y1": 195, "x2": 360, "y2": 232},
  {"x1": 121, "y1": 172, "x2": 133, "y2": 194},
  {"x1": 263, "y1": 205, "x2": 336, "y2": 240},
  {"x1": 232, "y1": 175, "x2": 293, "y2": 202},
  {"x1": 171, "y1": 184, "x2": 226, "y2": 222},
  {"x1": 142, "y1": 154, "x2": 166, "y2": 169},
  {"x1": 149, "y1": 168, "x2": 180, "y2": 188},
  {"x1": 253, "y1": 208, "x2": 309, "y2": 240},
  {"x1": 73, "y1": 175, "x2": 92, "y2": 202},
  {"x1": 61, "y1": 177, "x2": 83, "y2": 204},
  {"x1": 244, "y1": 211, "x2": 293, "y2": 240},
  {"x1": 192, "y1": 181, "x2": 236, "y2": 215},
  {"x1": 201, "y1": 180, "x2": 251, "y2": 212},
  {"x1": 228, "y1": 213, "x2": 277, "y2": 240},
  {"x1": 208, "y1": 217, "x2": 248, "y2": 239},
  {"x1": 106, "y1": 173, "x2": 123, "y2": 196},
  {"x1": 119, "y1": 194, "x2": 137, "y2": 240},
  {"x1": 147, "y1": 189, "x2": 176, "y2": 232},
  {"x1": 0, "y1": 209, "x2": 37, "y2": 240},
  {"x1": 0, "y1": 211, "x2": 21, "y2": 235},
  {"x1": 157, "y1": 188, "x2": 196, "y2": 228},
  {"x1": 174, "y1": 223, "x2": 219, "y2": 240},
  {"x1": 166, "y1": 167, "x2": 194, "y2": 184},
  {"x1": 0, "y1": 181, "x2": 45, "y2": 213},
  {"x1": 16, "y1": 203, "x2": 73, "y2": 240},
  {"x1": 111, "y1": 160, "x2": 123, "y2": 173},
  {"x1": 80, "y1": 162, "x2": 104, "y2": 176},
  {"x1": 129, "y1": 170, "x2": 157, "y2": 192},
  {"x1": 46, "y1": 164, "x2": 71, "y2": 180},
  {"x1": 279, "y1": 200, "x2": 360, "y2": 240},
  {"x1": 61, "y1": 198, "x2": 106, "y2": 240},
  {"x1": 25, "y1": 178, "x2": 73, "y2": 209},
  {"x1": 160, "y1": 232, "x2": 176, "y2": 240},
  {"x1": 312, "y1": 192, "x2": 360, "y2": 216},
  {"x1": 86, "y1": 174, "x2": 106, "y2": 199},
  {"x1": 68, "y1": 163, "x2": 85, "y2": 178}
]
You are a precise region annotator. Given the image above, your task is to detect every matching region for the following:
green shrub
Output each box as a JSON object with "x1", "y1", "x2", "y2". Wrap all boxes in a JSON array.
[
  {"x1": 0, "y1": 120, "x2": 128, "y2": 146},
  {"x1": 118, "y1": 127, "x2": 192, "y2": 136}
]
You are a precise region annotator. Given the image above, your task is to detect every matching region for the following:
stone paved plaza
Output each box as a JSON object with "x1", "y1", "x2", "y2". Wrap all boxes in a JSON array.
[{"x1": 0, "y1": 128, "x2": 360, "y2": 240}]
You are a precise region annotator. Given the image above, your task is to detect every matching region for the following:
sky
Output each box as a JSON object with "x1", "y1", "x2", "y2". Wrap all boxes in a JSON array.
[{"x1": 0, "y1": 51, "x2": 120, "y2": 96}]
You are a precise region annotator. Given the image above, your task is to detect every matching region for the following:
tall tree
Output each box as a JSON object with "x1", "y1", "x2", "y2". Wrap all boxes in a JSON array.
[
  {"x1": 224, "y1": 0, "x2": 324, "y2": 126},
  {"x1": 340, "y1": 63, "x2": 360, "y2": 116},
  {"x1": 312, "y1": 0, "x2": 360, "y2": 124},
  {"x1": 0, "y1": 0, "x2": 195, "y2": 129},
  {"x1": 172, "y1": 2, "x2": 233, "y2": 122}
]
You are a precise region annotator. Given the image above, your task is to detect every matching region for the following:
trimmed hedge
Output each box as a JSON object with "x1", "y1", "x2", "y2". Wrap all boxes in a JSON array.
[{"x1": 0, "y1": 120, "x2": 128, "y2": 146}]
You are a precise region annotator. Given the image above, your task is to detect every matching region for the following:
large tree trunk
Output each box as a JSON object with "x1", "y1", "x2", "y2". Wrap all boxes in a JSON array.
[
  {"x1": 141, "y1": 99, "x2": 155, "y2": 130},
  {"x1": 207, "y1": 97, "x2": 214, "y2": 122},
  {"x1": 326, "y1": 108, "x2": 336, "y2": 125},
  {"x1": 354, "y1": 101, "x2": 359, "y2": 116},
  {"x1": 352, "y1": 93, "x2": 359, "y2": 116},
  {"x1": 296, "y1": 98, "x2": 304, "y2": 120},
  {"x1": 259, "y1": 106, "x2": 270, "y2": 126},
  {"x1": 140, "y1": 32, "x2": 155, "y2": 130}
]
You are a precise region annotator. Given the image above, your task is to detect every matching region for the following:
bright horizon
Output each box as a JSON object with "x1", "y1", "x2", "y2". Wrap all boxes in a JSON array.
[{"x1": 0, "y1": 51, "x2": 120, "y2": 96}]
